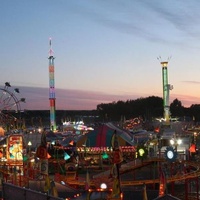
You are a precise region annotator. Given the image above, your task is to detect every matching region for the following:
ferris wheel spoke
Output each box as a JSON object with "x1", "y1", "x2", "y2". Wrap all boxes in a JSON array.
[
  {"x1": 0, "y1": 93, "x2": 6, "y2": 102},
  {"x1": 0, "y1": 83, "x2": 25, "y2": 131},
  {"x1": 3, "y1": 96, "x2": 12, "y2": 105}
]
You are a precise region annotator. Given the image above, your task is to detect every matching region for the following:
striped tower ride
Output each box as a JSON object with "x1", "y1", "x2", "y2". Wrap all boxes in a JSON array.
[{"x1": 48, "y1": 38, "x2": 56, "y2": 131}]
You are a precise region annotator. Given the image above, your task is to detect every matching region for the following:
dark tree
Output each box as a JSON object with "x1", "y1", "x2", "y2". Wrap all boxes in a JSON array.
[
  {"x1": 96, "y1": 96, "x2": 163, "y2": 121},
  {"x1": 170, "y1": 98, "x2": 184, "y2": 117}
]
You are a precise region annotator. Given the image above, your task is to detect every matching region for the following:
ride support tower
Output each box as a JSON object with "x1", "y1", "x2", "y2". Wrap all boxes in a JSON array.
[
  {"x1": 160, "y1": 61, "x2": 173, "y2": 126},
  {"x1": 48, "y1": 38, "x2": 56, "y2": 131}
]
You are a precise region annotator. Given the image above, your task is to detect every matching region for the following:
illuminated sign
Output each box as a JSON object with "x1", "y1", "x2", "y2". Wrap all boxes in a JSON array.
[
  {"x1": 7, "y1": 135, "x2": 23, "y2": 164},
  {"x1": 164, "y1": 146, "x2": 177, "y2": 162}
]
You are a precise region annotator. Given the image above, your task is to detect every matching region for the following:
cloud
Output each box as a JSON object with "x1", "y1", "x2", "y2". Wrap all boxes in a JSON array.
[
  {"x1": 68, "y1": 1, "x2": 169, "y2": 44},
  {"x1": 171, "y1": 93, "x2": 200, "y2": 108},
  {"x1": 18, "y1": 86, "x2": 141, "y2": 110},
  {"x1": 21, "y1": 87, "x2": 200, "y2": 110},
  {"x1": 141, "y1": 1, "x2": 200, "y2": 38},
  {"x1": 181, "y1": 80, "x2": 200, "y2": 84},
  {"x1": 1, "y1": 85, "x2": 199, "y2": 111}
]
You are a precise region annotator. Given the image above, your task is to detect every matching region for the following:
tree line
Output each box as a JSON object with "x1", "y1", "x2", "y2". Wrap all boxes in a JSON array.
[
  {"x1": 96, "y1": 96, "x2": 200, "y2": 122},
  {"x1": 12, "y1": 96, "x2": 200, "y2": 129}
]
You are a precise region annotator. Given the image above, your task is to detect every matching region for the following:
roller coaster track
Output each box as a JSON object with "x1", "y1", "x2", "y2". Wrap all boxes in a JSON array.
[
  {"x1": 120, "y1": 159, "x2": 200, "y2": 186},
  {"x1": 65, "y1": 158, "x2": 200, "y2": 188},
  {"x1": 0, "y1": 158, "x2": 200, "y2": 189}
]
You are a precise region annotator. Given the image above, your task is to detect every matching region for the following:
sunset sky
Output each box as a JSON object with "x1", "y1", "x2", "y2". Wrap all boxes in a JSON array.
[{"x1": 1, "y1": 1, "x2": 200, "y2": 110}]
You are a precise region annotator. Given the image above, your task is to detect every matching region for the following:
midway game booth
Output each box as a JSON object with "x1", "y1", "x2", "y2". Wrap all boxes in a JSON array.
[
  {"x1": 0, "y1": 134, "x2": 29, "y2": 186},
  {"x1": 0, "y1": 133, "x2": 52, "y2": 188}
]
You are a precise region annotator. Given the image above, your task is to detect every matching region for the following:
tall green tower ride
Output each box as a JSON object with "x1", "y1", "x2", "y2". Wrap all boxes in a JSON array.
[{"x1": 160, "y1": 61, "x2": 173, "y2": 126}]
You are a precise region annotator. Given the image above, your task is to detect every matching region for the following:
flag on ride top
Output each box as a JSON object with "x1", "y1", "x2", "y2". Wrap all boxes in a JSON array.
[
  {"x1": 111, "y1": 177, "x2": 121, "y2": 198},
  {"x1": 44, "y1": 175, "x2": 51, "y2": 193},
  {"x1": 113, "y1": 149, "x2": 123, "y2": 164},
  {"x1": 111, "y1": 163, "x2": 121, "y2": 198},
  {"x1": 159, "y1": 167, "x2": 166, "y2": 197},
  {"x1": 110, "y1": 164, "x2": 118, "y2": 178},
  {"x1": 110, "y1": 131, "x2": 122, "y2": 198},
  {"x1": 85, "y1": 169, "x2": 90, "y2": 190},
  {"x1": 111, "y1": 130, "x2": 119, "y2": 150},
  {"x1": 50, "y1": 180, "x2": 58, "y2": 197},
  {"x1": 143, "y1": 183, "x2": 148, "y2": 200},
  {"x1": 86, "y1": 191, "x2": 92, "y2": 200},
  {"x1": 111, "y1": 130, "x2": 123, "y2": 164}
]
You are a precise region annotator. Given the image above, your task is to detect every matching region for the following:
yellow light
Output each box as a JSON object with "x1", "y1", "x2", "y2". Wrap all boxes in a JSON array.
[
  {"x1": 161, "y1": 61, "x2": 168, "y2": 67},
  {"x1": 139, "y1": 148, "x2": 145, "y2": 156}
]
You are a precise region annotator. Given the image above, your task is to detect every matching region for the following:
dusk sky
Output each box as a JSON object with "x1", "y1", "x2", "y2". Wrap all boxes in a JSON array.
[{"x1": 1, "y1": 1, "x2": 200, "y2": 111}]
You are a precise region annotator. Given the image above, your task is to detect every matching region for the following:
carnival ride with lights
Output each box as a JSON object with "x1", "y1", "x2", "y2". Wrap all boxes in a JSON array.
[
  {"x1": 44, "y1": 128, "x2": 200, "y2": 199},
  {"x1": 0, "y1": 128, "x2": 199, "y2": 199},
  {"x1": 61, "y1": 157, "x2": 200, "y2": 199},
  {"x1": 0, "y1": 82, "x2": 25, "y2": 133}
]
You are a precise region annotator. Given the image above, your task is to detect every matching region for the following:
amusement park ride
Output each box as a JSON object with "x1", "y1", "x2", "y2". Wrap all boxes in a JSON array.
[
  {"x1": 0, "y1": 53, "x2": 200, "y2": 200},
  {"x1": 0, "y1": 129, "x2": 199, "y2": 200},
  {"x1": 0, "y1": 82, "x2": 25, "y2": 133}
]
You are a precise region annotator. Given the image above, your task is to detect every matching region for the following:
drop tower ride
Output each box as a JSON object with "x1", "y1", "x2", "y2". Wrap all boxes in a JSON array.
[
  {"x1": 48, "y1": 38, "x2": 56, "y2": 131},
  {"x1": 160, "y1": 61, "x2": 173, "y2": 126}
]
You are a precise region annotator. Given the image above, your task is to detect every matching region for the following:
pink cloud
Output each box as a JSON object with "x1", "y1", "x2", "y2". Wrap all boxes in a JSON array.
[
  {"x1": 170, "y1": 93, "x2": 200, "y2": 108},
  {"x1": 19, "y1": 87, "x2": 140, "y2": 110},
  {"x1": 7, "y1": 86, "x2": 200, "y2": 110}
]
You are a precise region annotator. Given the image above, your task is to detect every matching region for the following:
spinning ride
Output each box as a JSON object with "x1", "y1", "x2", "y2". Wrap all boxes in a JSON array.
[{"x1": 0, "y1": 82, "x2": 25, "y2": 132}]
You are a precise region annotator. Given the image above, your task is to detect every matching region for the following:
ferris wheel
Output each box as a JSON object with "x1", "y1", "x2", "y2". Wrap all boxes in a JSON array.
[{"x1": 0, "y1": 82, "x2": 25, "y2": 131}]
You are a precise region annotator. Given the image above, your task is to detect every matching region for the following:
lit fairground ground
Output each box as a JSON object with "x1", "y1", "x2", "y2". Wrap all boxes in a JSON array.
[{"x1": 0, "y1": 120, "x2": 199, "y2": 200}]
